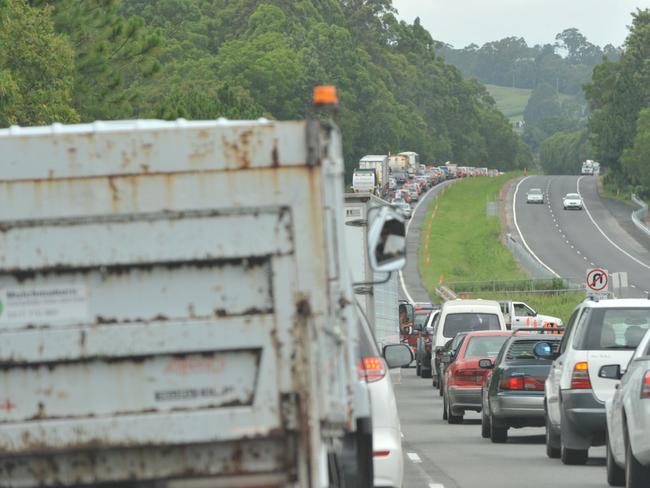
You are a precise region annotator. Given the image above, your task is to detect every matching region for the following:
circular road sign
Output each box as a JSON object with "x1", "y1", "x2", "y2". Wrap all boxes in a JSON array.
[{"x1": 586, "y1": 268, "x2": 609, "y2": 292}]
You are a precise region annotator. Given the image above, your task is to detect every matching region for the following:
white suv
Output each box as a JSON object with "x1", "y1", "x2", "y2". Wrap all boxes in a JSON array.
[{"x1": 540, "y1": 298, "x2": 650, "y2": 465}]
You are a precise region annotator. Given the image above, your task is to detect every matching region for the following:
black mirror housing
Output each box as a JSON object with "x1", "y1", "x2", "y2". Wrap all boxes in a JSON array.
[{"x1": 598, "y1": 364, "x2": 623, "y2": 380}]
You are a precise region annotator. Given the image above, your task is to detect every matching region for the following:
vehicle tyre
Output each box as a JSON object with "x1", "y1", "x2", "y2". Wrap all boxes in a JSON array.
[
  {"x1": 561, "y1": 446, "x2": 588, "y2": 465},
  {"x1": 421, "y1": 366, "x2": 432, "y2": 379},
  {"x1": 442, "y1": 393, "x2": 448, "y2": 421},
  {"x1": 481, "y1": 410, "x2": 491, "y2": 439},
  {"x1": 446, "y1": 397, "x2": 463, "y2": 425},
  {"x1": 490, "y1": 423, "x2": 508, "y2": 443},
  {"x1": 438, "y1": 377, "x2": 444, "y2": 397},
  {"x1": 545, "y1": 410, "x2": 561, "y2": 459},
  {"x1": 415, "y1": 360, "x2": 421, "y2": 377},
  {"x1": 432, "y1": 372, "x2": 438, "y2": 388},
  {"x1": 606, "y1": 434, "x2": 625, "y2": 486},
  {"x1": 625, "y1": 429, "x2": 650, "y2": 488}
]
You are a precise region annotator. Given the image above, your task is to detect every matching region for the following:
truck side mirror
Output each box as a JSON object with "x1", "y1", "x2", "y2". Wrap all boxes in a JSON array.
[{"x1": 367, "y1": 206, "x2": 406, "y2": 273}]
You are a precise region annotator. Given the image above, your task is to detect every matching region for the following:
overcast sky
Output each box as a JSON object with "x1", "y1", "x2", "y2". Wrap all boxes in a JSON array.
[{"x1": 392, "y1": 0, "x2": 650, "y2": 48}]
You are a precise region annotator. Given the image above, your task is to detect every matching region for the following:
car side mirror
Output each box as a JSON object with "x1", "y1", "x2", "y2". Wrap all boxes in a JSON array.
[
  {"x1": 479, "y1": 358, "x2": 494, "y2": 369},
  {"x1": 441, "y1": 352, "x2": 452, "y2": 364},
  {"x1": 598, "y1": 364, "x2": 623, "y2": 380},
  {"x1": 533, "y1": 342, "x2": 559, "y2": 360},
  {"x1": 367, "y1": 206, "x2": 406, "y2": 273},
  {"x1": 383, "y1": 343, "x2": 413, "y2": 369}
]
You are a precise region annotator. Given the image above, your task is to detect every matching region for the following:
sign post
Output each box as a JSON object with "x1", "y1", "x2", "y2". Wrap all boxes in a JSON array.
[{"x1": 586, "y1": 268, "x2": 609, "y2": 298}]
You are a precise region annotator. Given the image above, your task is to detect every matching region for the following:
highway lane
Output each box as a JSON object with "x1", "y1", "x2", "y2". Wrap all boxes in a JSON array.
[
  {"x1": 397, "y1": 368, "x2": 607, "y2": 488},
  {"x1": 514, "y1": 175, "x2": 650, "y2": 296},
  {"x1": 397, "y1": 175, "x2": 609, "y2": 487}
]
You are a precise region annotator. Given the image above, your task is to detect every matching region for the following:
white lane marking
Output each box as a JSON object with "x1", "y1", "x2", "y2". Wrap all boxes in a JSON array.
[
  {"x1": 590, "y1": 262, "x2": 596, "y2": 266},
  {"x1": 399, "y1": 182, "x2": 449, "y2": 304},
  {"x1": 401, "y1": 432, "x2": 404, "y2": 438},
  {"x1": 429, "y1": 484, "x2": 445, "y2": 488},
  {"x1": 513, "y1": 177, "x2": 560, "y2": 277},
  {"x1": 584, "y1": 256, "x2": 588, "y2": 260},
  {"x1": 631, "y1": 284, "x2": 637, "y2": 288},
  {"x1": 571, "y1": 245, "x2": 575, "y2": 249},
  {"x1": 576, "y1": 250, "x2": 580, "y2": 254},
  {"x1": 407, "y1": 452, "x2": 422, "y2": 463},
  {"x1": 578, "y1": 176, "x2": 650, "y2": 271}
]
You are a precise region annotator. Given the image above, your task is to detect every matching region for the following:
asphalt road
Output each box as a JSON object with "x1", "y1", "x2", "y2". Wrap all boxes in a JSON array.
[
  {"x1": 513, "y1": 175, "x2": 650, "y2": 296},
  {"x1": 395, "y1": 175, "x2": 623, "y2": 488},
  {"x1": 397, "y1": 368, "x2": 607, "y2": 488}
]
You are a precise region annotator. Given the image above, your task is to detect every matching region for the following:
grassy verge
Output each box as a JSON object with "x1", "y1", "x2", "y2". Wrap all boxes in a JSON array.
[{"x1": 418, "y1": 175, "x2": 583, "y2": 323}]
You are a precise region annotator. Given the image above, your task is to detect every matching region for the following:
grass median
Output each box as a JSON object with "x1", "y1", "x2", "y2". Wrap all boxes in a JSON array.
[{"x1": 418, "y1": 174, "x2": 583, "y2": 323}]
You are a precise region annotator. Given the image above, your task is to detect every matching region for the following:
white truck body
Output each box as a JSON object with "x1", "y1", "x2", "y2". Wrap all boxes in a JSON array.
[
  {"x1": 344, "y1": 194, "x2": 400, "y2": 349},
  {"x1": 359, "y1": 155, "x2": 388, "y2": 190},
  {"x1": 398, "y1": 152, "x2": 419, "y2": 168},
  {"x1": 353, "y1": 168, "x2": 377, "y2": 193},
  {"x1": 0, "y1": 119, "x2": 366, "y2": 487},
  {"x1": 499, "y1": 300, "x2": 563, "y2": 330},
  {"x1": 388, "y1": 154, "x2": 409, "y2": 174}
]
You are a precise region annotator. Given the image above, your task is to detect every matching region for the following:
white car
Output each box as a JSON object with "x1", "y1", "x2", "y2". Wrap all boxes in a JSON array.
[
  {"x1": 604, "y1": 327, "x2": 650, "y2": 487},
  {"x1": 430, "y1": 300, "x2": 508, "y2": 389},
  {"x1": 539, "y1": 298, "x2": 650, "y2": 465},
  {"x1": 357, "y1": 307, "x2": 412, "y2": 488},
  {"x1": 526, "y1": 188, "x2": 544, "y2": 204},
  {"x1": 563, "y1": 193, "x2": 583, "y2": 210}
]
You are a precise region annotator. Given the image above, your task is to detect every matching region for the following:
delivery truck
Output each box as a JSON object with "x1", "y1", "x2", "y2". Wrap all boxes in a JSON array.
[
  {"x1": 0, "y1": 100, "x2": 410, "y2": 487},
  {"x1": 358, "y1": 155, "x2": 389, "y2": 192}
]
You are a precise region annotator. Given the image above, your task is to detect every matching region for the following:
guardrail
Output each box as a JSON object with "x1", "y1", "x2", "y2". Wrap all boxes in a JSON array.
[
  {"x1": 435, "y1": 286, "x2": 457, "y2": 301},
  {"x1": 631, "y1": 194, "x2": 650, "y2": 237}
]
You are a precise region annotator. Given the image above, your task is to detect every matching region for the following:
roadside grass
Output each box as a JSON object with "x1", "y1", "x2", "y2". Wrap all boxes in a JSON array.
[{"x1": 418, "y1": 174, "x2": 583, "y2": 323}]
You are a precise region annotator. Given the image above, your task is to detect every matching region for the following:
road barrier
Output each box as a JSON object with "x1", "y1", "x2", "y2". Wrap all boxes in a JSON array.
[{"x1": 631, "y1": 194, "x2": 650, "y2": 238}]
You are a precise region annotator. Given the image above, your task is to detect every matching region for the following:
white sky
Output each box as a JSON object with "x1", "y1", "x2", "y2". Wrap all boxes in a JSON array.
[{"x1": 392, "y1": 0, "x2": 650, "y2": 48}]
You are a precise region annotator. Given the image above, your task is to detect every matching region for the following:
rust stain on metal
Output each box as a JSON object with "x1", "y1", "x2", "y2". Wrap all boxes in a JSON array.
[
  {"x1": 140, "y1": 164, "x2": 150, "y2": 173},
  {"x1": 271, "y1": 140, "x2": 279, "y2": 168},
  {"x1": 107, "y1": 177, "x2": 119, "y2": 204}
]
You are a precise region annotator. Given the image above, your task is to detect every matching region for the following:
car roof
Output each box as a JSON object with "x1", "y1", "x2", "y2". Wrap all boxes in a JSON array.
[
  {"x1": 528, "y1": 188, "x2": 542, "y2": 192},
  {"x1": 581, "y1": 298, "x2": 650, "y2": 309},
  {"x1": 464, "y1": 330, "x2": 511, "y2": 338},
  {"x1": 443, "y1": 299, "x2": 501, "y2": 309}
]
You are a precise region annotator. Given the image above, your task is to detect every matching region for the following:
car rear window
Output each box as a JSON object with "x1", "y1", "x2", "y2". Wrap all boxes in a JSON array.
[
  {"x1": 506, "y1": 339, "x2": 561, "y2": 360},
  {"x1": 442, "y1": 313, "x2": 501, "y2": 337},
  {"x1": 574, "y1": 308, "x2": 650, "y2": 350},
  {"x1": 464, "y1": 336, "x2": 509, "y2": 358}
]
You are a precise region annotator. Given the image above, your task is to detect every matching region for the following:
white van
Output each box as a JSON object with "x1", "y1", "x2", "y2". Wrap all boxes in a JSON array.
[{"x1": 430, "y1": 300, "x2": 507, "y2": 388}]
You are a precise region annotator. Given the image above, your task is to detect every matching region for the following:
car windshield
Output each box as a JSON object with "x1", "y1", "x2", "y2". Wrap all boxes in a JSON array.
[
  {"x1": 505, "y1": 338, "x2": 561, "y2": 360},
  {"x1": 464, "y1": 335, "x2": 508, "y2": 358},
  {"x1": 574, "y1": 308, "x2": 650, "y2": 350},
  {"x1": 528, "y1": 189, "x2": 542, "y2": 195},
  {"x1": 442, "y1": 313, "x2": 501, "y2": 337},
  {"x1": 566, "y1": 193, "x2": 580, "y2": 199}
]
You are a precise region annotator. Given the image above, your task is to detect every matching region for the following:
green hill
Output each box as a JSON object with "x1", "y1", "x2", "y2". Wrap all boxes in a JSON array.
[{"x1": 484, "y1": 84, "x2": 532, "y2": 122}]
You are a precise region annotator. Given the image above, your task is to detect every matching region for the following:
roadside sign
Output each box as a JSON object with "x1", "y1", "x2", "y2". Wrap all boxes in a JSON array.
[{"x1": 586, "y1": 268, "x2": 609, "y2": 292}]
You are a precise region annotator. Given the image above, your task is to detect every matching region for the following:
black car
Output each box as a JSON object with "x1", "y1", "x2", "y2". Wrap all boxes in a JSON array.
[{"x1": 479, "y1": 329, "x2": 563, "y2": 443}]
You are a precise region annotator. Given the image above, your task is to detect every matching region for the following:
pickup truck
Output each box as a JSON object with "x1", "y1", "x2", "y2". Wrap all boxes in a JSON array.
[
  {"x1": 499, "y1": 300, "x2": 563, "y2": 330},
  {"x1": 0, "y1": 98, "x2": 410, "y2": 487}
]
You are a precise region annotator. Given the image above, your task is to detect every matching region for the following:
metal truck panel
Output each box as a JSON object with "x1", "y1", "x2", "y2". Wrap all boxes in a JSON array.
[{"x1": 0, "y1": 119, "x2": 359, "y2": 487}]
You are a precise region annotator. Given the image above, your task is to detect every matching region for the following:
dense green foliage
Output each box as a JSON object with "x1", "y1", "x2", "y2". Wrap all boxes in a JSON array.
[
  {"x1": 0, "y1": 0, "x2": 528, "y2": 176},
  {"x1": 440, "y1": 29, "x2": 620, "y2": 96},
  {"x1": 585, "y1": 10, "x2": 650, "y2": 197},
  {"x1": 539, "y1": 128, "x2": 591, "y2": 175}
]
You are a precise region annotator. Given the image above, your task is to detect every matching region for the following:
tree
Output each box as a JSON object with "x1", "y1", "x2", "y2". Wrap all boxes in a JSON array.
[
  {"x1": 523, "y1": 83, "x2": 562, "y2": 125},
  {"x1": 0, "y1": 0, "x2": 78, "y2": 126}
]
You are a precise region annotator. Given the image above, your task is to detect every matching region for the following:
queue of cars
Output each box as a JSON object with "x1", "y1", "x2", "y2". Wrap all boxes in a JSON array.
[{"x1": 410, "y1": 296, "x2": 650, "y2": 488}]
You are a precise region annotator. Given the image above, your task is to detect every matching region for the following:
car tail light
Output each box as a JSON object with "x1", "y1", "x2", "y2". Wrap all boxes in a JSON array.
[
  {"x1": 641, "y1": 371, "x2": 650, "y2": 399},
  {"x1": 570, "y1": 361, "x2": 592, "y2": 389},
  {"x1": 373, "y1": 451, "x2": 390, "y2": 457},
  {"x1": 454, "y1": 369, "x2": 484, "y2": 385},
  {"x1": 358, "y1": 357, "x2": 386, "y2": 383},
  {"x1": 499, "y1": 376, "x2": 544, "y2": 391}
]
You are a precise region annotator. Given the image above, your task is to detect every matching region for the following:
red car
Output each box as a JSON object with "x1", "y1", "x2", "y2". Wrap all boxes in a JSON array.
[{"x1": 442, "y1": 331, "x2": 511, "y2": 424}]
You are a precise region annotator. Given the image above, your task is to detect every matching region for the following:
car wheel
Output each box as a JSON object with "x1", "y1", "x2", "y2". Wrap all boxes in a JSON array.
[
  {"x1": 545, "y1": 409, "x2": 561, "y2": 459},
  {"x1": 438, "y1": 377, "x2": 444, "y2": 396},
  {"x1": 561, "y1": 446, "x2": 588, "y2": 465},
  {"x1": 421, "y1": 366, "x2": 432, "y2": 379},
  {"x1": 490, "y1": 423, "x2": 507, "y2": 443},
  {"x1": 415, "y1": 360, "x2": 421, "y2": 377},
  {"x1": 606, "y1": 434, "x2": 625, "y2": 486},
  {"x1": 446, "y1": 397, "x2": 463, "y2": 425},
  {"x1": 481, "y1": 409, "x2": 491, "y2": 439},
  {"x1": 625, "y1": 428, "x2": 650, "y2": 488},
  {"x1": 442, "y1": 392, "x2": 448, "y2": 421}
]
